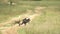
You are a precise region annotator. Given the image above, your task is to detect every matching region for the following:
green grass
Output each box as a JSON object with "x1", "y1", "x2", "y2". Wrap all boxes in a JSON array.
[
  {"x1": 0, "y1": 1, "x2": 60, "y2": 34},
  {"x1": 17, "y1": 1, "x2": 60, "y2": 34},
  {"x1": 0, "y1": 31, "x2": 2, "y2": 34},
  {"x1": 18, "y1": 8, "x2": 60, "y2": 34}
]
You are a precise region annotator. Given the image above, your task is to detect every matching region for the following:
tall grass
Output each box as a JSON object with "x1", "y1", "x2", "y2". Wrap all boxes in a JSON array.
[
  {"x1": 17, "y1": 1, "x2": 60, "y2": 34},
  {"x1": 18, "y1": 7, "x2": 60, "y2": 34},
  {"x1": 0, "y1": 1, "x2": 60, "y2": 34}
]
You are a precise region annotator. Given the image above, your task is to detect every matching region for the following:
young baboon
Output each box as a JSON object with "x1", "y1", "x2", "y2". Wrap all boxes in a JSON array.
[{"x1": 14, "y1": 19, "x2": 20, "y2": 26}]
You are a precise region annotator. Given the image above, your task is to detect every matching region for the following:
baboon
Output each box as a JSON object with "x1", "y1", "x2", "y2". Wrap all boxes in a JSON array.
[
  {"x1": 21, "y1": 17, "x2": 30, "y2": 25},
  {"x1": 14, "y1": 19, "x2": 20, "y2": 26}
]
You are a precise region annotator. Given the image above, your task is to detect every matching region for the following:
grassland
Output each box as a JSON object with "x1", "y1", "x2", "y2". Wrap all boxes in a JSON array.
[{"x1": 0, "y1": 1, "x2": 60, "y2": 34}]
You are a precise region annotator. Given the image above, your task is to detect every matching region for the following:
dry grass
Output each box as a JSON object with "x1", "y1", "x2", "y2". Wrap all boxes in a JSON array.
[{"x1": 0, "y1": 7, "x2": 46, "y2": 34}]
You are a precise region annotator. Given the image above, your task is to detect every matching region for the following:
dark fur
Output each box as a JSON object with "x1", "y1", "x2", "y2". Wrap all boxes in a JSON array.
[{"x1": 21, "y1": 18, "x2": 30, "y2": 25}]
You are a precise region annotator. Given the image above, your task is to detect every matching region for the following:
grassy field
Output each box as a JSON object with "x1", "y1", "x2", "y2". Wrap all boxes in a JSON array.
[{"x1": 0, "y1": 1, "x2": 60, "y2": 34}]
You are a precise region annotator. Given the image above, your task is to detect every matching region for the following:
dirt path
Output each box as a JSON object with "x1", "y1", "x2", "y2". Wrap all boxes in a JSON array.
[
  {"x1": 1, "y1": 14, "x2": 39, "y2": 34},
  {"x1": 0, "y1": 7, "x2": 46, "y2": 34}
]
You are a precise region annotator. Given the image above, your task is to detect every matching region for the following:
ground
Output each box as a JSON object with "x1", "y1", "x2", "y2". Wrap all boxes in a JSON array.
[{"x1": 0, "y1": 1, "x2": 60, "y2": 34}]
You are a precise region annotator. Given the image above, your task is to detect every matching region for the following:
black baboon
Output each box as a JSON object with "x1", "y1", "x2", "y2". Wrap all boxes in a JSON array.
[{"x1": 21, "y1": 17, "x2": 30, "y2": 25}]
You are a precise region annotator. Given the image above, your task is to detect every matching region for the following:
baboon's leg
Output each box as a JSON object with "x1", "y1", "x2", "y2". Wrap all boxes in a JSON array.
[
  {"x1": 24, "y1": 23, "x2": 26, "y2": 26},
  {"x1": 20, "y1": 22, "x2": 24, "y2": 25},
  {"x1": 19, "y1": 23, "x2": 20, "y2": 26}
]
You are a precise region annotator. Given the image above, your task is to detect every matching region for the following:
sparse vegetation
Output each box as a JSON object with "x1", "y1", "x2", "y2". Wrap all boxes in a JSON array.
[{"x1": 0, "y1": 1, "x2": 60, "y2": 34}]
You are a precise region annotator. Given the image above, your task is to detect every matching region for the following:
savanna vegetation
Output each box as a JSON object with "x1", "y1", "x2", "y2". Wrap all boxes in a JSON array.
[{"x1": 0, "y1": 0, "x2": 60, "y2": 34}]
